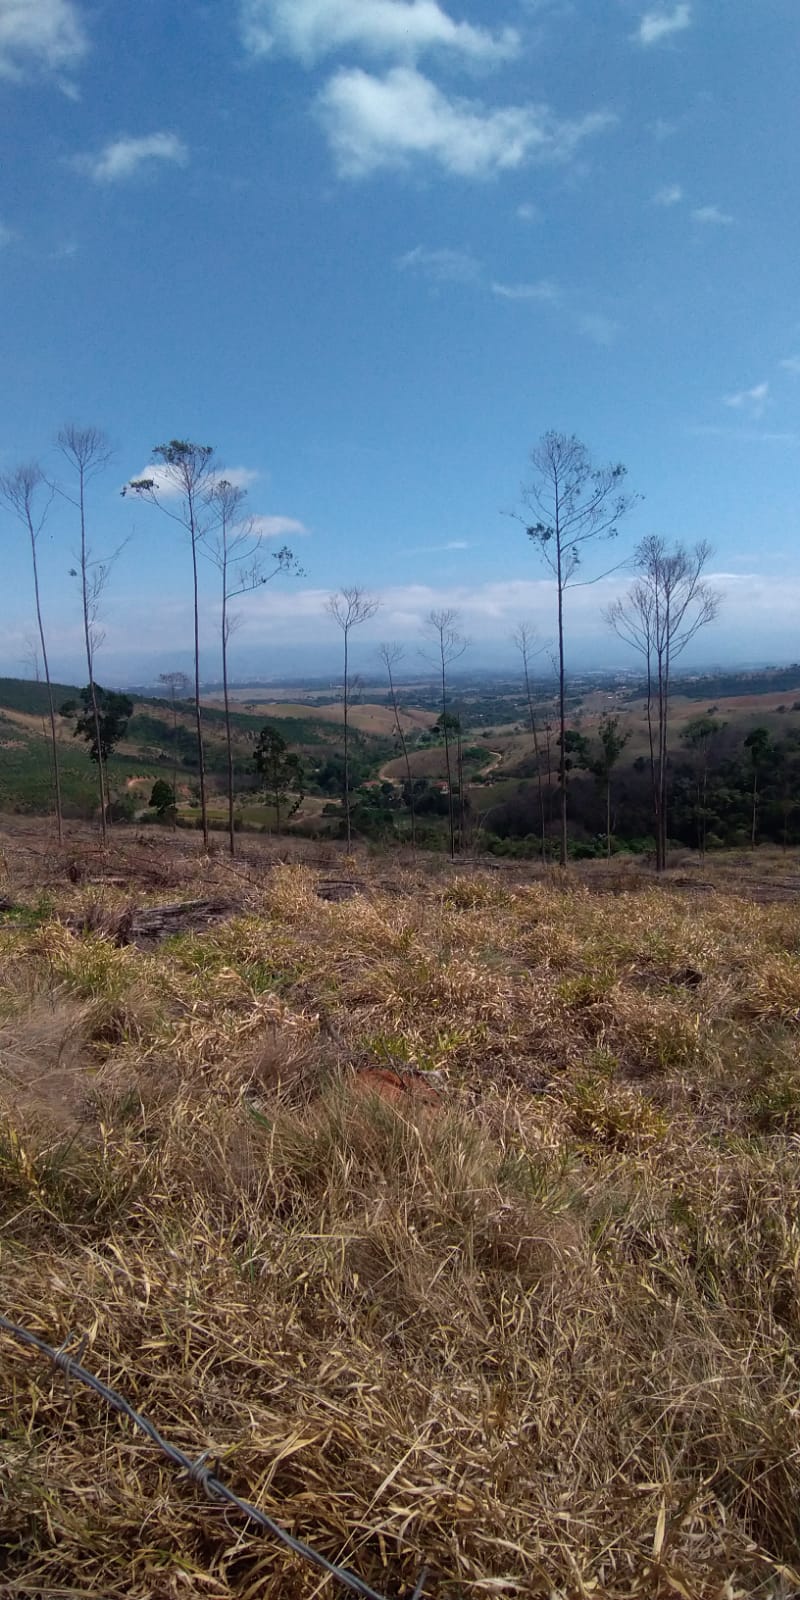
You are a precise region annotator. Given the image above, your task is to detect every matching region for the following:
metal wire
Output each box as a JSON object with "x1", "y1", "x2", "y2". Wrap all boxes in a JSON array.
[{"x1": 0, "y1": 1311, "x2": 426, "y2": 1600}]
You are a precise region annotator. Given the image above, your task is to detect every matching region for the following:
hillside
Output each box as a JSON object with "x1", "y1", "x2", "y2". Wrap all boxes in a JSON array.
[{"x1": 1, "y1": 824, "x2": 800, "y2": 1597}]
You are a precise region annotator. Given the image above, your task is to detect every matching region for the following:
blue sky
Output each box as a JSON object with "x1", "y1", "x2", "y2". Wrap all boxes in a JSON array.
[{"x1": 0, "y1": 0, "x2": 798, "y2": 684}]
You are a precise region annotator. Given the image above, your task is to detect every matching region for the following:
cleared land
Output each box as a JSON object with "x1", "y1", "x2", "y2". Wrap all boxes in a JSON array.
[
  {"x1": 2, "y1": 822, "x2": 800, "y2": 1597},
  {"x1": 206, "y1": 698, "x2": 438, "y2": 737}
]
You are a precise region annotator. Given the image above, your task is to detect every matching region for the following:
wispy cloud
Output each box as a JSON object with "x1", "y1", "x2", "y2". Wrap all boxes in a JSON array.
[
  {"x1": 723, "y1": 382, "x2": 769, "y2": 418},
  {"x1": 492, "y1": 279, "x2": 560, "y2": 302},
  {"x1": 407, "y1": 538, "x2": 475, "y2": 554},
  {"x1": 78, "y1": 132, "x2": 189, "y2": 184},
  {"x1": 693, "y1": 204, "x2": 734, "y2": 225},
  {"x1": 238, "y1": 0, "x2": 519, "y2": 66},
  {"x1": 397, "y1": 244, "x2": 481, "y2": 283},
  {"x1": 0, "y1": 220, "x2": 17, "y2": 248},
  {"x1": 653, "y1": 183, "x2": 683, "y2": 206},
  {"x1": 635, "y1": 4, "x2": 691, "y2": 46},
  {"x1": 0, "y1": 0, "x2": 87, "y2": 81},
  {"x1": 318, "y1": 65, "x2": 614, "y2": 180},
  {"x1": 578, "y1": 312, "x2": 619, "y2": 347},
  {"x1": 516, "y1": 201, "x2": 541, "y2": 223},
  {"x1": 250, "y1": 514, "x2": 309, "y2": 539},
  {"x1": 780, "y1": 356, "x2": 800, "y2": 377}
]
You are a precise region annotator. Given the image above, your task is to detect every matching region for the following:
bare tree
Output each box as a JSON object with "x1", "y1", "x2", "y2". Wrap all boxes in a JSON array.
[
  {"x1": 422, "y1": 609, "x2": 467, "y2": 860},
  {"x1": 0, "y1": 465, "x2": 63, "y2": 843},
  {"x1": 125, "y1": 441, "x2": 217, "y2": 847},
  {"x1": 607, "y1": 536, "x2": 720, "y2": 872},
  {"x1": 158, "y1": 670, "x2": 191, "y2": 823},
  {"x1": 512, "y1": 622, "x2": 549, "y2": 863},
  {"x1": 207, "y1": 479, "x2": 300, "y2": 857},
  {"x1": 325, "y1": 587, "x2": 379, "y2": 848},
  {"x1": 514, "y1": 432, "x2": 637, "y2": 866},
  {"x1": 378, "y1": 642, "x2": 416, "y2": 847},
  {"x1": 56, "y1": 424, "x2": 117, "y2": 842}
]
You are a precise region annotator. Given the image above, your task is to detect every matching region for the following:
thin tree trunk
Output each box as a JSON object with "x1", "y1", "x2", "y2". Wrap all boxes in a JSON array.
[
  {"x1": 29, "y1": 533, "x2": 63, "y2": 845},
  {"x1": 78, "y1": 464, "x2": 108, "y2": 844},
  {"x1": 222, "y1": 617, "x2": 235, "y2": 858},
  {"x1": 220, "y1": 542, "x2": 235, "y2": 857},
  {"x1": 607, "y1": 778, "x2": 612, "y2": 860},
  {"x1": 441, "y1": 652, "x2": 455, "y2": 859},
  {"x1": 171, "y1": 691, "x2": 179, "y2": 828},
  {"x1": 387, "y1": 664, "x2": 416, "y2": 847},
  {"x1": 343, "y1": 627, "x2": 351, "y2": 849},
  {"x1": 751, "y1": 770, "x2": 758, "y2": 848},
  {"x1": 556, "y1": 549, "x2": 567, "y2": 867},
  {"x1": 457, "y1": 722, "x2": 465, "y2": 850},
  {"x1": 521, "y1": 653, "x2": 546, "y2": 864},
  {"x1": 190, "y1": 533, "x2": 209, "y2": 848}
]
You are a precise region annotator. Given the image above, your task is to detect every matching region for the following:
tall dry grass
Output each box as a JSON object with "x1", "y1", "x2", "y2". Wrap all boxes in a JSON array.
[{"x1": 2, "y1": 839, "x2": 800, "y2": 1597}]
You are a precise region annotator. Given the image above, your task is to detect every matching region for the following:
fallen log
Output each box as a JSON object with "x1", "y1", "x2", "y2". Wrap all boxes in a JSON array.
[{"x1": 66, "y1": 897, "x2": 241, "y2": 948}]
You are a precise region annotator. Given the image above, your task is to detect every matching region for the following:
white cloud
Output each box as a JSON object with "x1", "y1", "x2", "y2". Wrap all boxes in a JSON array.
[
  {"x1": 653, "y1": 183, "x2": 683, "y2": 206},
  {"x1": 397, "y1": 245, "x2": 480, "y2": 283},
  {"x1": 0, "y1": 0, "x2": 87, "y2": 81},
  {"x1": 635, "y1": 4, "x2": 691, "y2": 46},
  {"x1": 238, "y1": 0, "x2": 519, "y2": 66},
  {"x1": 250, "y1": 514, "x2": 310, "y2": 538},
  {"x1": 692, "y1": 204, "x2": 733, "y2": 225},
  {"x1": 516, "y1": 201, "x2": 541, "y2": 222},
  {"x1": 492, "y1": 279, "x2": 560, "y2": 302},
  {"x1": 579, "y1": 312, "x2": 619, "y2": 347},
  {"x1": 780, "y1": 357, "x2": 800, "y2": 377},
  {"x1": 724, "y1": 381, "x2": 769, "y2": 418},
  {"x1": 0, "y1": 220, "x2": 16, "y2": 247},
  {"x1": 318, "y1": 65, "x2": 614, "y2": 179},
  {"x1": 79, "y1": 133, "x2": 189, "y2": 184}
]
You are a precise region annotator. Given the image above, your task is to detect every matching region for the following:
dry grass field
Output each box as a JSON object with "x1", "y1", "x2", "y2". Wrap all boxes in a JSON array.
[
  {"x1": 2, "y1": 823, "x2": 800, "y2": 1598},
  {"x1": 208, "y1": 700, "x2": 438, "y2": 737}
]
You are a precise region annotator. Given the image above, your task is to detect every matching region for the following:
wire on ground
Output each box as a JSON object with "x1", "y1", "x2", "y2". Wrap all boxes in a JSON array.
[{"x1": 0, "y1": 1311, "x2": 429, "y2": 1600}]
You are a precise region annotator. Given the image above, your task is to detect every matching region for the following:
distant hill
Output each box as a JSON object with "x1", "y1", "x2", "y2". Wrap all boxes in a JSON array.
[{"x1": 0, "y1": 677, "x2": 80, "y2": 715}]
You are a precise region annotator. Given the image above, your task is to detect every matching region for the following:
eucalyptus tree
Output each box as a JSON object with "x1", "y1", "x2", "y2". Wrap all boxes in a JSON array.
[
  {"x1": 514, "y1": 432, "x2": 637, "y2": 866},
  {"x1": 607, "y1": 537, "x2": 720, "y2": 871},
  {"x1": 125, "y1": 441, "x2": 217, "y2": 847},
  {"x1": 207, "y1": 478, "x2": 300, "y2": 856},
  {"x1": 325, "y1": 587, "x2": 380, "y2": 848},
  {"x1": 422, "y1": 609, "x2": 467, "y2": 860}
]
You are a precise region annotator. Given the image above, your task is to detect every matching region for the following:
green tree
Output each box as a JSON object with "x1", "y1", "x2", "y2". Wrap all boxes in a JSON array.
[
  {"x1": 253, "y1": 725, "x2": 304, "y2": 834},
  {"x1": 515, "y1": 433, "x2": 636, "y2": 867},
  {"x1": 62, "y1": 685, "x2": 134, "y2": 767},
  {"x1": 744, "y1": 727, "x2": 771, "y2": 848},
  {"x1": 680, "y1": 715, "x2": 726, "y2": 857},
  {"x1": 564, "y1": 714, "x2": 631, "y2": 857},
  {"x1": 149, "y1": 779, "x2": 176, "y2": 821}
]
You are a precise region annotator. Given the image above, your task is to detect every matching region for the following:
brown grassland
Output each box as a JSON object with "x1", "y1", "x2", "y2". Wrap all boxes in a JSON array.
[{"x1": 2, "y1": 822, "x2": 800, "y2": 1598}]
